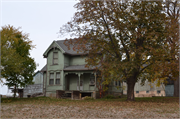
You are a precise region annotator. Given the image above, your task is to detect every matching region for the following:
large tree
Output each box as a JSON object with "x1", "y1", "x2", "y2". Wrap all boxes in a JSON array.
[
  {"x1": 164, "y1": 0, "x2": 179, "y2": 97},
  {"x1": 1, "y1": 25, "x2": 36, "y2": 98},
  {"x1": 60, "y1": 0, "x2": 177, "y2": 101}
]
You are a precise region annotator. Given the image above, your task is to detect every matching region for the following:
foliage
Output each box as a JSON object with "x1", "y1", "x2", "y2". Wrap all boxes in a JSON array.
[
  {"x1": 164, "y1": 0, "x2": 179, "y2": 97},
  {"x1": 59, "y1": 0, "x2": 178, "y2": 101},
  {"x1": 83, "y1": 96, "x2": 94, "y2": 100},
  {"x1": 1, "y1": 25, "x2": 36, "y2": 97},
  {"x1": 104, "y1": 95, "x2": 116, "y2": 99}
]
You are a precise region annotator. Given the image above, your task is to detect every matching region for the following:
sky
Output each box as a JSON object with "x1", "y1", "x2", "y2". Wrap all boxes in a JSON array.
[{"x1": 0, "y1": 0, "x2": 78, "y2": 95}]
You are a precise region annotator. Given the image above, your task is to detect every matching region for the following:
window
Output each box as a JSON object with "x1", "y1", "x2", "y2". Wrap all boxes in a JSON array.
[
  {"x1": 56, "y1": 72, "x2": 60, "y2": 84},
  {"x1": 49, "y1": 73, "x2": 54, "y2": 85},
  {"x1": 136, "y1": 91, "x2": 139, "y2": 94},
  {"x1": 157, "y1": 90, "x2": 161, "y2": 94},
  {"x1": 53, "y1": 52, "x2": 58, "y2": 65},
  {"x1": 89, "y1": 74, "x2": 95, "y2": 85},
  {"x1": 146, "y1": 91, "x2": 149, "y2": 93},
  {"x1": 115, "y1": 81, "x2": 121, "y2": 86}
]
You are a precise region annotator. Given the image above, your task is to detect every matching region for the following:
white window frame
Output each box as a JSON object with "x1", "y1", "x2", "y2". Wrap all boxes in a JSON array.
[
  {"x1": 56, "y1": 72, "x2": 60, "y2": 85},
  {"x1": 53, "y1": 52, "x2": 58, "y2": 65},
  {"x1": 49, "y1": 73, "x2": 54, "y2": 85}
]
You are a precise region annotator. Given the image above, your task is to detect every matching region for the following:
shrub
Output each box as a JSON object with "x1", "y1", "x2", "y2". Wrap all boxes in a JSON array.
[
  {"x1": 1, "y1": 98, "x2": 13, "y2": 103},
  {"x1": 104, "y1": 95, "x2": 115, "y2": 99}
]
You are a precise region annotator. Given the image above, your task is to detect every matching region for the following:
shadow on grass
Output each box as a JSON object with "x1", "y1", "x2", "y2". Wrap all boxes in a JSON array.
[{"x1": 1, "y1": 96, "x2": 73, "y2": 103}]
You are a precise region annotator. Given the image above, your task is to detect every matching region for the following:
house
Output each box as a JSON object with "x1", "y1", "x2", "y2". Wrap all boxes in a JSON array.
[
  {"x1": 41, "y1": 40, "x2": 123, "y2": 99},
  {"x1": 165, "y1": 77, "x2": 174, "y2": 96},
  {"x1": 23, "y1": 71, "x2": 43, "y2": 98},
  {"x1": 123, "y1": 79, "x2": 166, "y2": 97},
  {"x1": 6, "y1": 86, "x2": 19, "y2": 97}
]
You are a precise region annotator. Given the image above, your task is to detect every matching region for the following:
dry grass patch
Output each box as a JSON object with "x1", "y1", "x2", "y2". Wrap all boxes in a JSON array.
[{"x1": 1, "y1": 97, "x2": 179, "y2": 118}]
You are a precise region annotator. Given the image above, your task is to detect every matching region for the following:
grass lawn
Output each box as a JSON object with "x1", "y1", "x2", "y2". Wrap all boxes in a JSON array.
[{"x1": 1, "y1": 96, "x2": 179, "y2": 118}]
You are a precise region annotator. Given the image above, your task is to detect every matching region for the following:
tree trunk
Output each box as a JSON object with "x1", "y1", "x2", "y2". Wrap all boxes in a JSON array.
[
  {"x1": 174, "y1": 77, "x2": 179, "y2": 97},
  {"x1": 126, "y1": 80, "x2": 136, "y2": 101},
  {"x1": 14, "y1": 85, "x2": 17, "y2": 98}
]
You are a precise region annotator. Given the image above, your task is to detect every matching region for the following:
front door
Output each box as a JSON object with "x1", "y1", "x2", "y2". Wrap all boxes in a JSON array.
[{"x1": 77, "y1": 79, "x2": 83, "y2": 91}]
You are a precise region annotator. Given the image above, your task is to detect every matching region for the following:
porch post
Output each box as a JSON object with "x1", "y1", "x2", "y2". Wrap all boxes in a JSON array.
[
  {"x1": 78, "y1": 73, "x2": 80, "y2": 91},
  {"x1": 64, "y1": 73, "x2": 68, "y2": 91}
]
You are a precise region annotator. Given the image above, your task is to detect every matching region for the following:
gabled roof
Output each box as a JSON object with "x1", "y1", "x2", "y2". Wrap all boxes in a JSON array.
[
  {"x1": 43, "y1": 40, "x2": 87, "y2": 58},
  {"x1": 41, "y1": 65, "x2": 47, "y2": 72},
  {"x1": 34, "y1": 70, "x2": 43, "y2": 76},
  {"x1": 56, "y1": 40, "x2": 86, "y2": 55},
  {"x1": 43, "y1": 41, "x2": 66, "y2": 58}
]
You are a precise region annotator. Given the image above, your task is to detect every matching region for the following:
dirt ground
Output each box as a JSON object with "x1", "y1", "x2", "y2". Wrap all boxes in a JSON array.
[{"x1": 1, "y1": 97, "x2": 179, "y2": 118}]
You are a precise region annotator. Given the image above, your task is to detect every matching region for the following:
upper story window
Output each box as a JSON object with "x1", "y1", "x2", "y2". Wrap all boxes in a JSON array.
[
  {"x1": 53, "y1": 52, "x2": 58, "y2": 65},
  {"x1": 115, "y1": 80, "x2": 121, "y2": 86},
  {"x1": 49, "y1": 73, "x2": 54, "y2": 85},
  {"x1": 56, "y1": 72, "x2": 60, "y2": 85},
  {"x1": 89, "y1": 74, "x2": 95, "y2": 85}
]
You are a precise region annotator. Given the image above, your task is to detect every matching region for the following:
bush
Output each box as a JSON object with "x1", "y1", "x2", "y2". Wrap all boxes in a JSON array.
[
  {"x1": 1, "y1": 98, "x2": 13, "y2": 103},
  {"x1": 83, "y1": 96, "x2": 94, "y2": 100},
  {"x1": 104, "y1": 95, "x2": 116, "y2": 99}
]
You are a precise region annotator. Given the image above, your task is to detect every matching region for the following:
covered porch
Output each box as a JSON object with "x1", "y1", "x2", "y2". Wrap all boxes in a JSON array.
[
  {"x1": 61, "y1": 65, "x2": 98, "y2": 99},
  {"x1": 64, "y1": 71, "x2": 97, "y2": 94}
]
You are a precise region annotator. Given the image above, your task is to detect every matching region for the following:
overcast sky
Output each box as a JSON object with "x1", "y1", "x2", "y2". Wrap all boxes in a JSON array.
[{"x1": 0, "y1": 0, "x2": 78, "y2": 95}]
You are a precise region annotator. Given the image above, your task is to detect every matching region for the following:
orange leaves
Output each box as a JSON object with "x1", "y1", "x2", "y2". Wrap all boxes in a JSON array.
[{"x1": 59, "y1": 0, "x2": 179, "y2": 100}]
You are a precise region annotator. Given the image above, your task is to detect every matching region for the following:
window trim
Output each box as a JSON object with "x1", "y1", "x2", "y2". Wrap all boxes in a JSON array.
[
  {"x1": 53, "y1": 52, "x2": 58, "y2": 65},
  {"x1": 55, "y1": 72, "x2": 60, "y2": 85},
  {"x1": 49, "y1": 73, "x2": 54, "y2": 85}
]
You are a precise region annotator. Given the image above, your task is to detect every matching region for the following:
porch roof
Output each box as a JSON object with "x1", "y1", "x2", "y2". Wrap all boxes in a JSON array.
[{"x1": 64, "y1": 65, "x2": 96, "y2": 71}]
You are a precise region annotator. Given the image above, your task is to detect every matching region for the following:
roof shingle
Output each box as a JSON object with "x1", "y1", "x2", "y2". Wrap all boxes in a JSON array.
[{"x1": 56, "y1": 40, "x2": 85, "y2": 55}]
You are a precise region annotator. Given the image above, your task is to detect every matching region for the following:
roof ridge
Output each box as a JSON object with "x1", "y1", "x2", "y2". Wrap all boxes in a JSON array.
[
  {"x1": 55, "y1": 41, "x2": 65, "y2": 53},
  {"x1": 56, "y1": 40, "x2": 65, "y2": 42}
]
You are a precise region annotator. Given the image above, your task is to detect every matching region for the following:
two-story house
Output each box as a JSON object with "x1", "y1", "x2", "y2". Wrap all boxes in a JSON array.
[{"x1": 41, "y1": 40, "x2": 123, "y2": 99}]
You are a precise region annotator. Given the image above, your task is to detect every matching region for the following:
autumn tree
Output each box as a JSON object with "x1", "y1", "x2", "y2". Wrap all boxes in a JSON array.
[
  {"x1": 60, "y1": 0, "x2": 176, "y2": 101},
  {"x1": 163, "y1": 0, "x2": 179, "y2": 97},
  {"x1": 1, "y1": 25, "x2": 36, "y2": 98}
]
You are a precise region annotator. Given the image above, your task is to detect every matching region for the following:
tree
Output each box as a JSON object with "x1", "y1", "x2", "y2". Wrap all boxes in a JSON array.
[
  {"x1": 60, "y1": 0, "x2": 176, "y2": 101},
  {"x1": 164, "y1": 0, "x2": 179, "y2": 97},
  {"x1": 1, "y1": 25, "x2": 36, "y2": 98}
]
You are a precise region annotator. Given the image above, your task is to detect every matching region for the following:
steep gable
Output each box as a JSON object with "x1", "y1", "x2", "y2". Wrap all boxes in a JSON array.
[{"x1": 43, "y1": 41, "x2": 65, "y2": 58}]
